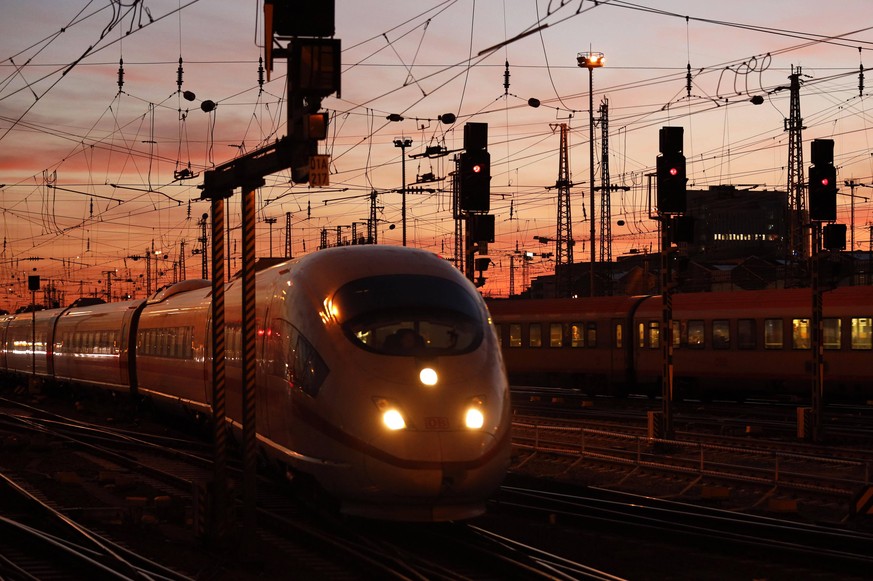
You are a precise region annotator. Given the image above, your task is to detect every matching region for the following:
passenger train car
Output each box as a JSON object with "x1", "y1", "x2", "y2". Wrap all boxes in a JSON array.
[
  {"x1": 488, "y1": 286, "x2": 873, "y2": 402},
  {"x1": 0, "y1": 246, "x2": 512, "y2": 521}
]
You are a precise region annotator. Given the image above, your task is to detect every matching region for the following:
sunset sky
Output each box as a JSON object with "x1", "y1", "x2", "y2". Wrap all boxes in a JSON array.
[{"x1": 2, "y1": 0, "x2": 872, "y2": 309}]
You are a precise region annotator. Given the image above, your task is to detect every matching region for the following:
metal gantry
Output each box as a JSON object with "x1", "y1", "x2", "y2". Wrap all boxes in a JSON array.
[{"x1": 553, "y1": 123, "x2": 573, "y2": 298}]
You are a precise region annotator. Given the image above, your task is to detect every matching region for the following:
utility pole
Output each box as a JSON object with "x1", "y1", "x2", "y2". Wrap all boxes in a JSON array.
[
  {"x1": 553, "y1": 123, "x2": 573, "y2": 298},
  {"x1": 785, "y1": 66, "x2": 806, "y2": 277},
  {"x1": 285, "y1": 212, "x2": 292, "y2": 258}
]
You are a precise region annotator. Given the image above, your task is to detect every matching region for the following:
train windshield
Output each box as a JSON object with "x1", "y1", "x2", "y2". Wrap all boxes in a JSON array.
[{"x1": 333, "y1": 274, "x2": 483, "y2": 356}]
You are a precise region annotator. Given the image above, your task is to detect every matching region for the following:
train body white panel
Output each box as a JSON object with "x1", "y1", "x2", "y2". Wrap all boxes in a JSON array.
[{"x1": 0, "y1": 247, "x2": 510, "y2": 522}]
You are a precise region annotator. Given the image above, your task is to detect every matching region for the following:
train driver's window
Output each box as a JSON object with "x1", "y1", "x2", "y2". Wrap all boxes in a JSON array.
[
  {"x1": 823, "y1": 318, "x2": 841, "y2": 350},
  {"x1": 737, "y1": 318, "x2": 756, "y2": 349},
  {"x1": 687, "y1": 320, "x2": 705, "y2": 348},
  {"x1": 792, "y1": 318, "x2": 810, "y2": 349},
  {"x1": 851, "y1": 317, "x2": 872, "y2": 350},
  {"x1": 712, "y1": 320, "x2": 730, "y2": 349},
  {"x1": 764, "y1": 318, "x2": 783, "y2": 349},
  {"x1": 549, "y1": 323, "x2": 563, "y2": 347},
  {"x1": 509, "y1": 324, "x2": 522, "y2": 348},
  {"x1": 571, "y1": 323, "x2": 585, "y2": 347},
  {"x1": 529, "y1": 323, "x2": 542, "y2": 348}
]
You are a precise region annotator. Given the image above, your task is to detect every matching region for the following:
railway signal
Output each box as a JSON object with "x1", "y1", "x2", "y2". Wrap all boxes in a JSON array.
[
  {"x1": 459, "y1": 149, "x2": 491, "y2": 212},
  {"x1": 656, "y1": 127, "x2": 686, "y2": 214},
  {"x1": 808, "y1": 138, "x2": 837, "y2": 222}
]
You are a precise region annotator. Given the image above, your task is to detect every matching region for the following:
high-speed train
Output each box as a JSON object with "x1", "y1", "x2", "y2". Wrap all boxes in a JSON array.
[
  {"x1": 0, "y1": 246, "x2": 512, "y2": 521},
  {"x1": 488, "y1": 286, "x2": 873, "y2": 402}
]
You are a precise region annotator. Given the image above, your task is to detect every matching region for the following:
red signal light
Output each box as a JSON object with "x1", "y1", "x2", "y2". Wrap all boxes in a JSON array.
[
  {"x1": 472, "y1": 164, "x2": 482, "y2": 173},
  {"x1": 821, "y1": 177, "x2": 829, "y2": 186},
  {"x1": 669, "y1": 167, "x2": 678, "y2": 176}
]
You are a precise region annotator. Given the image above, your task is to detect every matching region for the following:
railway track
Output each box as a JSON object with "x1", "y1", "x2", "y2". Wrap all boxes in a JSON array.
[{"x1": 0, "y1": 391, "x2": 607, "y2": 579}]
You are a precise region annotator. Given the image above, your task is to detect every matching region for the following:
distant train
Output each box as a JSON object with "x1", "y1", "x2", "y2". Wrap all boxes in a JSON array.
[
  {"x1": 0, "y1": 246, "x2": 512, "y2": 521},
  {"x1": 487, "y1": 286, "x2": 873, "y2": 402}
]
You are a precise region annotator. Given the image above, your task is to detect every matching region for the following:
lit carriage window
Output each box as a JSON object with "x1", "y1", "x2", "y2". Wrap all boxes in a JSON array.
[
  {"x1": 737, "y1": 319, "x2": 756, "y2": 349},
  {"x1": 823, "y1": 318, "x2": 841, "y2": 350},
  {"x1": 648, "y1": 321, "x2": 660, "y2": 349},
  {"x1": 571, "y1": 323, "x2": 585, "y2": 347},
  {"x1": 851, "y1": 317, "x2": 872, "y2": 350},
  {"x1": 792, "y1": 318, "x2": 810, "y2": 350},
  {"x1": 764, "y1": 318, "x2": 783, "y2": 349},
  {"x1": 637, "y1": 322, "x2": 645, "y2": 348},
  {"x1": 686, "y1": 320, "x2": 704, "y2": 348},
  {"x1": 509, "y1": 324, "x2": 522, "y2": 348},
  {"x1": 529, "y1": 323, "x2": 542, "y2": 348},
  {"x1": 549, "y1": 323, "x2": 563, "y2": 347},
  {"x1": 586, "y1": 323, "x2": 597, "y2": 348},
  {"x1": 712, "y1": 320, "x2": 730, "y2": 350},
  {"x1": 672, "y1": 321, "x2": 680, "y2": 348},
  {"x1": 614, "y1": 322, "x2": 622, "y2": 349}
]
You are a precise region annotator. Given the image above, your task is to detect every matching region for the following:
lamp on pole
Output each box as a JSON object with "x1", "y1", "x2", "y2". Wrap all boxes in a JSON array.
[
  {"x1": 577, "y1": 50, "x2": 605, "y2": 297},
  {"x1": 394, "y1": 138, "x2": 413, "y2": 246}
]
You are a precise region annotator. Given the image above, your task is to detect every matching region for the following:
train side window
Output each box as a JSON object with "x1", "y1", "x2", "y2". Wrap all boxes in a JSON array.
[
  {"x1": 549, "y1": 323, "x2": 563, "y2": 347},
  {"x1": 648, "y1": 321, "x2": 660, "y2": 349},
  {"x1": 671, "y1": 321, "x2": 680, "y2": 348},
  {"x1": 764, "y1": 318, "x2": 783, "y2": 349},
  {"x1": 823, "y1": 318, "x2": 841, "y2": 350},
  {"x1": 529, "y1": 323, "x2": 542, "y2": 348},
  {"x1": 586, "y1": 323, "x2": 597, "y2": 348},
  {"x1": 637, "y1": 322, "x2": 645, "y2": 348},
  {"x1": 509, "y1": 324, "x2": 522, "y2": 348},
  {"x1": 712, "y1": 320, "x2": 730, "y2": 349},
  {"x1": 687, "y1": 320, "x2": 705, "y2": 348},
  {"x1": 614, "y1": 322, "x2": 623, "y2": 349},
  {"x1": 851, "y1": 317, "x2": 872, "y2": 350},
  {"x1": 571, "y1": 323, "x2": 584, "y2": 347},
  {"x1": 792, "y1": 318, "x2": 810, "y2": 349},
  {"x1": 737, "y1": 318, "x2": 756, "y2": 349}
]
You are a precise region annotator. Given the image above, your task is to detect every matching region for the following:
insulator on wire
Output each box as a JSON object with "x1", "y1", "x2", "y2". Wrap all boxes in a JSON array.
[
  {"x1": 177, "y1": 57, "x2": 184, "y2": 91},
  {"x1": 117, "y1": 58, "x2": 124, "y2": 93},
  {"x1": 258, "y1": 57, "x2": 265, "y2": 93}
]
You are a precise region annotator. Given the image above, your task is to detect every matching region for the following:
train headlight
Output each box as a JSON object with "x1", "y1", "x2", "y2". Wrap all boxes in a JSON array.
[
  {"x1": 465, "y1": 407, "x2": 484, "y2": 429},
  {"x1": 373, "y1": 397, "x2": 406, "y2": 431},
  {"x1": 419, "y1": 367, "x2": 438, "y2": 386},
  {"x1": 464, "y1": 395, "x2": 486, "y2": 429}
]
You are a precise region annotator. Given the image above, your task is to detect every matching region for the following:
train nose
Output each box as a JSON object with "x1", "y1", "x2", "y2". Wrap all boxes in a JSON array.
[{"x1": 362, "y1": 429, "x2": 510, "y2": 500}]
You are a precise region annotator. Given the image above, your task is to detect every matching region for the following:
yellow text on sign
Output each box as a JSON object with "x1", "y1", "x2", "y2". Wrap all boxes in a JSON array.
[{"x1": 309, "y1": 155, "x2": 330, "y2": 187}]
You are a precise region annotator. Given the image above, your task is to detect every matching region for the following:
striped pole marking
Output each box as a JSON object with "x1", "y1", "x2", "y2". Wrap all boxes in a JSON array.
[
  {"x1": 210, "y1": 196, "x2": 228, "y2": 541},
  {"x1": 241, "y1": 185, "x2": 259, "y2": 543}
]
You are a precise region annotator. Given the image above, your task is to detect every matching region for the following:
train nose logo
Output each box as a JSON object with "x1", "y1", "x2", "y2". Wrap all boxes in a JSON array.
[{"x1": 425, "y1": 417, "x2": 450, "y2": 430}]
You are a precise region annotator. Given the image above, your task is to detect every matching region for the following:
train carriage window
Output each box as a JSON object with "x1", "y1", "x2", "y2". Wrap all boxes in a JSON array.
[
  {"x1": 648, "y1": 321, "x2": 660, "y2": 349},
  {"x1": 637, "y1": 322, "x2": 645, "y2": 348},
  {"x1": 712, "y1": 320, "x2": 730, "y2": 349},
  {"x1": 614, "y1": 322, "x2": 623, "y2": 349},
  {"x1": 687, "y1": 320, "x2": 705, "y2": 348},
  {"x1": 764, "y1": 319, "x2": 783, "y2": 349},
  {"x1": 586, "y1": 323, "x2": 597, "y2": 348},
  {"x1": 823, "y1": 318, "x2": 841, "y2": 350},
  {"x1": 672, "y1": 321, "x2": 680, "y2": 348},
  {"x1": 571, "y1": 323, "x2": 584, "y2": 347},
  {"x1": 792, "y1": 318, "x2": 810, "y2": 349},
  {"x1": 851, "y1": 317, "x2": 872, "y2": 350},
  {"x1": 529, "y1": 323, "x2": 542, "y2": 348},
  {"x1": 549, "y1": 323, "x2": 563, "y2": 347},
  {"x1": 737, "y1": 319, "x2": 756, "y2": 349},
  {"x1": 509, "y1": 324, "x2": 522, "y2": 348}
]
